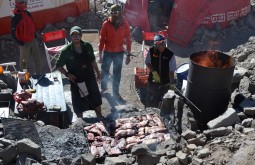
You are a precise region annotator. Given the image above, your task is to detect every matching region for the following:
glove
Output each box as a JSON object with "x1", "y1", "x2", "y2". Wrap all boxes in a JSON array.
[{"x1": 152, "y1": 71, "x2": 160, "y2": 83}]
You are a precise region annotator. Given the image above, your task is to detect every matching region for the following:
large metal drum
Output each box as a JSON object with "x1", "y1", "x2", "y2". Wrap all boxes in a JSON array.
[{"x1": 185, "y1": 51, "x2": 235, "y2": 127}]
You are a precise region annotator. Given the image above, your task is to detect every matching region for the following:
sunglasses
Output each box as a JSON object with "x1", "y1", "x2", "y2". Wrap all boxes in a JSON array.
[
  {"x1": 71, "y1": 34, "x2": 81, "y2": 39},
  {"x1": 20, "y1": 0, "x2": 27, "y2": 4},
  {"x1": 111, "y1": 11, "x2": 120, "y2": 15},
  {"x1": 155, "y1": 40, "x2": 166, "y2": 46}
]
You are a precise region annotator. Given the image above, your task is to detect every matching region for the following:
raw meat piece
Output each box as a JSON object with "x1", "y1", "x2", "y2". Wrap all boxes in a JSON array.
[
  {"x1": 148, "y1": 120, "x2": 158, "y2": 127},
  {"x1": 87, "y1": 133, "x2": 94, "y2": 141},
  {"x1": 153, "y1": 113, "x2": 164, "y2": 127},
  {"x1": 145, "y1": 126, "x2": 167, "y2": 134},
  {"x1": 138, "y1": 127, "x2": 145, "y2": 136},
  {"x1": 95, "y1": 122, "x2": 109, "y2": 135},
  {"x1": 146, "y1": 113, "x2": 152, "y2": 120},
  {"x1": 137, "y1": 120, "x2": 148, "y2": 127},
  {"x1": 95, "y1": 136, "x2": 113, "y2": 142},
  {"x1": 91, "y1": 141, "x2": 104, "y2": 147},
  {"x1": 115, "y1": 129, "x2": 136, "y2": 137},
  {"x1": 84, "y1": 124, "x2": 95, "y2": 131},
  {"x1": 110, "y1": 147, "x2": 122, "y2": 155},
  {"x1": 164, "y1": 133, "x2": 171, "y2": 140},
  {"x1": 118, "y1": 122, "x2": 136, "y2": 130},
  {"x1": 126, "y1": 136, "x2": 140, "y2": 144},
  {"x1": 89, "y1": 127, "x2": 102, "y2": 136}
]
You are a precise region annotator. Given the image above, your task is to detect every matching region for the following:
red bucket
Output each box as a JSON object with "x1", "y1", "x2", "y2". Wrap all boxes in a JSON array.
[{"x1": 134, "y1": 67, "x2": 150, "y2": 88}]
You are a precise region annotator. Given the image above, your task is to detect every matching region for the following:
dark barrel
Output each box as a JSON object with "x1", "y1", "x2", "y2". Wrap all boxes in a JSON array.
[{"x1": 185, "y1": 51, "x2": 235, "y2": 127}]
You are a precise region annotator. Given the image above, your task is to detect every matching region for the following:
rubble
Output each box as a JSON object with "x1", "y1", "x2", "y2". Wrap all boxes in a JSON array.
[{"x1": 1, "y1": 1, "x2": 255, "y2": 165}]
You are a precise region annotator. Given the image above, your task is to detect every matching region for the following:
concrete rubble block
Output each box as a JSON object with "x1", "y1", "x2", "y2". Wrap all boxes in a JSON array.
[
  {"x1": 251, "y1": 119, "x2": 255, "y2": 128},
  {"x1": 81, "y1": 153, "x2": 96, "y2": 165},
  {"x1": 187, "y1": 144, "x2": 197, "y2": 151},
  {"x1": 237, "y1": 112, "x2": 247, "y2": 120},
  {"x1": 156, "y1": 138, "x2": 177, "y2": 152},
  {"x1": 192, "y1": 157, "x2": 204, "y2": 165},
  {"x1": 236, "y1": 52, "x2": 248, "y2": 62},
  {"x1": 233, "y1": 66, "x2": 247, "y2": 83},
  {"x1": 72, "y1": 156, "x2": 82, "y2": 165},
  {"x1": 242, "y1": 128, "x2": 255, "y2": 134},
  {"x1": 234, "y1": 124, "x2": 244, "y2": 132},
  {"x1": 0, "y1": 143, "x2": 4, "y2": 150},
  {"x1": 241, "y1": 118, "x2": 253, "y2": 127},
  {"x1": 0, "y1": 144, "x2": 18, "y2": 165},
  {"x1": 197, "y1": 148, "x2": 210, "y2": 158},
  {"x1": 166, "y1": 157, "x2": 181, "y2": 165},
  {"x1": 176, "y1": 151, "x2": 188, "y2": 165},
  {"x1": 239, "y1": 99, "x2": 255, "y2": 110},
  {"x1": 105, "y1": 156, "x2": 127, "y2": 165},
  {"x1": 187, "y1": 134, "x2": 206, "y2": 146},
  {"x1": 230, "y1": 90, "x2": 246, "y2": 106},
  {"x1": 239, "y1": 77, "x2": 251, "y2": 95},
  {"x1": 16, "y1": 153, "x2": 38, "y2": 165},
  {"x1": 243, "y1": 107, "x2": 255, "y2": 116},
  {"x1": 160, "y1": 90, "x2": 176, "y2": 116},
  {"x1": 159, "y1": 156, "x2": 168, "y2": 164},
  {"x1": 41, "y1": 159, "x2": 58, "y2": 164},
  {"x1": 118, "y1": 154, "x2": 135, "y2": 165},
  {"x1": 58, "y1": 157, "x2": 73, "y2": 165},
  {"x1": 207, "y1": 108, "x2": 241, "y2": 129},
  {"x1": 248, "y1": 82, "x2": 255, "y2": 94},
  {"x1": 131, "y1": 144, "x2": 151, "y2": 155},
  {"x1": 166, "y1": 150, "x2": 176, "y2": 159},
  {"x1": 227, "y1": 141, "x2": 255, "y2": 165},
  {"x1": 135, "y1": 153, "x2": 160, "y2": 165},
  {"x1": 181, "y1": 130, "x2": 196, "y2": 140},
  {"x1": 203, "y1": 127, "x2": 232, "y2": 137},
  {"x1": 16, "y1": 139, "x2": 42, "y2": 161},
  {"x1": 0, "y1": 138, "x2": 13, "y2": 147}
]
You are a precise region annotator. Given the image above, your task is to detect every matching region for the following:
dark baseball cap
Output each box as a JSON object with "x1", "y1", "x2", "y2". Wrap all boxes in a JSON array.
[{"x1": 70, "y1": 26, "x2": 82, "y2": 35}]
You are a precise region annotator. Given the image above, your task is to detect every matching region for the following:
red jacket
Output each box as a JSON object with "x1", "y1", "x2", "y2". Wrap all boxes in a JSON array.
[
  {"x1": 11, "y1": 9, "x2": 36, "y2": 44},
  {"x1": 99, "y1": 18, "x2": 131, "y2": 53}
]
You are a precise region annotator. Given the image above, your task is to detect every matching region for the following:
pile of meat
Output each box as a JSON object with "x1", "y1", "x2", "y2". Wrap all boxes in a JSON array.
[
  {"x1": 84, "y1": 113, "x2": 171, "y2": 157},
  {"x1": 13, "y1": 90, "x2": 45, "y2": 113}
]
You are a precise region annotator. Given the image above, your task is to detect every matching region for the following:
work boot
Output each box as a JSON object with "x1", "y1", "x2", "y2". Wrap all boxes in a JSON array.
[
  {"x1": 95, "y1": 106, "x2": 102, "y2": 118},
  {"x1": 113, "y1": 94, "x2": 126, "y2": 105},
  {"x1": 76, "y1": 113, "x2": 83, "y2": 118},
  {"x1": 100, "y1": 88, "x2": 108, "y2": 96}
]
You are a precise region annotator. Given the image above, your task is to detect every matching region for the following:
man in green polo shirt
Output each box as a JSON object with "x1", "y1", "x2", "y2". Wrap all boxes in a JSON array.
[{"x1": 56, "y1": 26, "x2": 102, "y2": 118}]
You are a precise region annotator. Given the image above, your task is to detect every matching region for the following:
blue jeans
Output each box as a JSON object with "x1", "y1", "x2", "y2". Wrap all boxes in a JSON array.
[{"x1": 101, "y1": 51, "x2": 124, "y2": 96}]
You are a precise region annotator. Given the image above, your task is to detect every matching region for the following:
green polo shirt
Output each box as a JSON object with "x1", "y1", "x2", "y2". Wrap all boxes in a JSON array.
[{"x1": 56, "y1": 40, "x2": 96, "y2": 82}]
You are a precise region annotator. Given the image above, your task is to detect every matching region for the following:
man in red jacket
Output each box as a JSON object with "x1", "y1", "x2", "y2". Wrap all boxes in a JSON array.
[
  {"x1": 99, "y1": 4, "x2": 132, "y2": 104},
  {"x1": 11, "y1": 0, "x2": 41, "y2": 73}
]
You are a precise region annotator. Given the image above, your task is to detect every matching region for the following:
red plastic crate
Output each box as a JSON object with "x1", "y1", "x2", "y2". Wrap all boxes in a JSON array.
[{"x1": 134, "y1": 67, "x2": 150, "y2": 88}]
